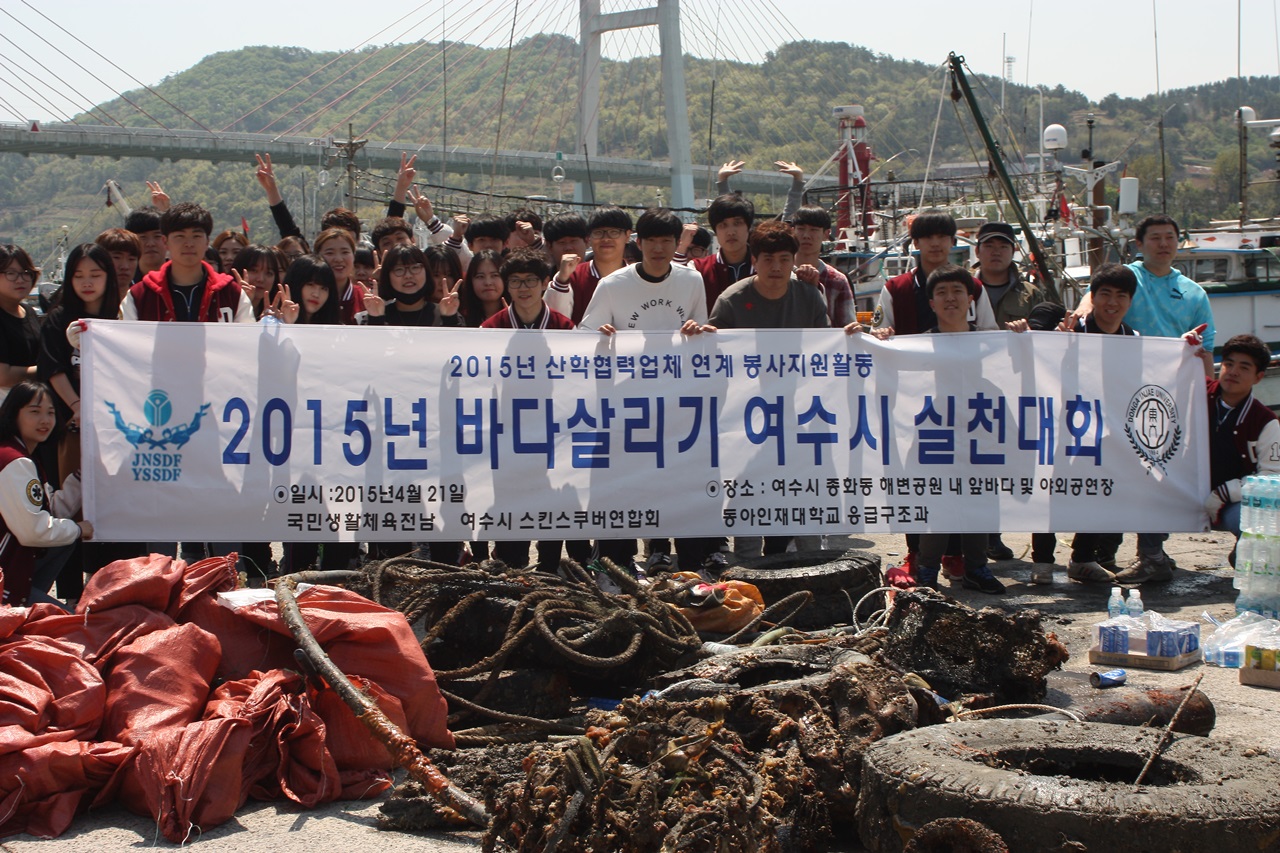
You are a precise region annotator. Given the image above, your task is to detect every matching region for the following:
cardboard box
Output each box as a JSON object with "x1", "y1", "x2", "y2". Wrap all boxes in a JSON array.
[
  {"x1": 1239, "y1": 667, "x2": 1280, "y2": 690},
  {"x1": 1087, "y1": 647, "x2": 1203, "y2": 671}
]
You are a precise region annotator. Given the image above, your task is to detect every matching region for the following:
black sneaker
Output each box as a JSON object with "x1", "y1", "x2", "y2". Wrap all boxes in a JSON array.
[
  {"x1": 986, "y1": 537, "x2": 1015, "y2": 561},
  {"x1": 962, "y1": 564, "x2": 1006, "y2": 594},
  {"x1": 700, "y1": 551, "x2": 729, "y2": 580}
]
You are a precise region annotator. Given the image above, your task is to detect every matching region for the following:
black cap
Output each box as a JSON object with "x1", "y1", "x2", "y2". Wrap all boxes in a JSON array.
[{"x1": 977, "y1": 221, "x2": 1018, "y2": 247}]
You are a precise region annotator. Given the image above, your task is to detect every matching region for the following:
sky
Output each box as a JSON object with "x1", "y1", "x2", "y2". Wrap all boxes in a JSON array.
[{"x1": 3, "y1": 0, "x2": 1280, "y2": 125}]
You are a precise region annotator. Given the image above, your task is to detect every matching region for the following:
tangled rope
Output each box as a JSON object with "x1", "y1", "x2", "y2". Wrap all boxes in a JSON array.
[{"x1": 348, "y1": 556, "x2": 702, "y2": 733}]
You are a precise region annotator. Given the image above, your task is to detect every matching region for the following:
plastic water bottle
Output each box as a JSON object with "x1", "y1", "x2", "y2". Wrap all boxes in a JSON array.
[
  {"x1": 1107, "y1": 587, "x2": 1127, "y2": 618},
  {"x1": 1237, "y1": 477, "x2": 1258, "y2": 590},
  {"x1": 1126, "y1": 589, "x2": 1144, "y2": 619}
]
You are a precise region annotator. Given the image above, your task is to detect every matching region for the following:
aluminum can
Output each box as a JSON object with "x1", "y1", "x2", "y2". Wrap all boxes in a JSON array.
[{"x1": 1090, "y1": 668, "x2": 1127, "y2": 688}]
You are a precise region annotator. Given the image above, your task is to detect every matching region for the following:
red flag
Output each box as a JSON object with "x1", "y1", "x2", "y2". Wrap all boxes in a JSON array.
[
  {"x1": 241, "y1": 217, "x2": 250, "y2": 237},
  {"x1": 1059, "y1": 195, "x2": 1072, "y2": 225}
]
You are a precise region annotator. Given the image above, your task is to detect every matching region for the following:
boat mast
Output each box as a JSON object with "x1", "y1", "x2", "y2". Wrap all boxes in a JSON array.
[{"x1": 946, "y1": 53, "x2": 1056, "y2": 298}]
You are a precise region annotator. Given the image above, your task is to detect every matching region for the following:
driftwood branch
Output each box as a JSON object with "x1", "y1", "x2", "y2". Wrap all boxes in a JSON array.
[{"x1": 273, "y1": 571, "x2": 491, "y2": 828}]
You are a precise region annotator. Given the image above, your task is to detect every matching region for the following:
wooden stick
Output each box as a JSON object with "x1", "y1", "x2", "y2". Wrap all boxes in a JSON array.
[
  {"x1": 1134, "y1": 672, "x2": 1205, "y2": 788},
  {"x1": 273, "y1": 571, "x2": 490, "y2": 827}
]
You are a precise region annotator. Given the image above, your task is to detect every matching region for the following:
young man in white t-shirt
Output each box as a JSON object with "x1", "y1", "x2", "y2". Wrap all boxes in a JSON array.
[
  {"x1": 580, "y1": 208, "x2": 714, "y2": 576},
  {"x1": 581, "y1": 208, "x2": 709, "y2": 333}
]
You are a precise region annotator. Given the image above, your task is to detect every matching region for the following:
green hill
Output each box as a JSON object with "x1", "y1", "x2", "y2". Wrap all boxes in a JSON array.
[{"x1": 2, "y1": 37, "x2": 1278, "y2": 268}]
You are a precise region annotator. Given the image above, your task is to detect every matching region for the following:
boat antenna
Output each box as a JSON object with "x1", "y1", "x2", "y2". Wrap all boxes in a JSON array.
[
  {"x1": 1153, "y1": 0, "x2": 1167, "y2": 212},
  {"x1": 947, "y1": 53, "x2": 1057, "y2": 298}
]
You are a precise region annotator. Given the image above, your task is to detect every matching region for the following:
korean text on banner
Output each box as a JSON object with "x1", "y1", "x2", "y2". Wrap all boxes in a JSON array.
[{"x1": 80, "y1": 321, "x2": 1209, "y2": 542}]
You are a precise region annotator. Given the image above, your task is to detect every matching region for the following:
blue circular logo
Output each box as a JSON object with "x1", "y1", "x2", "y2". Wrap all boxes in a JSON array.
[{"x1": 144, "y1": 390, "x2": 173, "y2": 427}]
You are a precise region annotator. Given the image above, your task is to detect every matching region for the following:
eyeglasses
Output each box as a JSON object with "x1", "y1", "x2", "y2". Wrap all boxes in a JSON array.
[
  {"x1": 2, "y1": 269, "x2": 36, "y2": 284},
  {"x1": 590, "y1": 228, "x2": 626, "y2": 240},
  {"x1": 390, "y1": 263, "x2": 426, "y2": 278},
  {"x1": 507, "y1": 276, "x2": 543, "y2": 290}
]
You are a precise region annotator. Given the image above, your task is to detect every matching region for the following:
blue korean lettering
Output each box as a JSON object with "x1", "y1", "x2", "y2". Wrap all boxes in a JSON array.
[
  {"x1": 796, "y1": 395, "x2": 838, "y2": 464},
  {"x1": 966, "y1": 393, "x2": 1007, "y2": 465},
  {"x1": 848, "y1": 394, "x2": 890, "y2": 464},
  {"x1": 914, "y1": 395, "x2": 956, "y2": 464},
  {"x1": 677, "y1": 396, "x2": 719, "y2": 466},
  {"x1": 745, "y1": 395, "x2": 786, "y2": 465},
  {"x1": 385, "y1": 397, "x2": 429, "y2": 470},
  {"x1": 623, "y1": 397, "x2": 665, "y2": 467},
  {"x1": 1018, "y1": 395, "x2": 1056, "y2": 465},
  {"x1": 456, "y1": 398, "x2": 504, "y2": 469},
  {"x1": 566, "y1": 398, "x2": 616, "y2": 468},
  {"x1": 512, "y1": 397, "x2": 560, "y2": 468},
  {"x1": 1065, "y1": 395, "x2": 1104, "y2": 465}
]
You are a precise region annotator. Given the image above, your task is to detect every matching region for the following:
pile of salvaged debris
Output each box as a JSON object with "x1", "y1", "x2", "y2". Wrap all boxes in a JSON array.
[{"x1": 5, "y1": 550, "x2": 1277, "y2": 852}]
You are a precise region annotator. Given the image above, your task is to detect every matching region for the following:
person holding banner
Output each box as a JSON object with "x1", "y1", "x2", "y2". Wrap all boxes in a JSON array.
[
  {"x1": 913, "y1": 265, "x2": 1006, "y2": 594},
  {"x1": 582, "y1": 208, "x2": 712, "y2": 578},
  {"x1": 0, "y1": 381, "x2": 93, "y2": 607},
  {"x1": 119, "y1": 203, "x2": 255, "y2": 324},
  {"x1": 709, "y1": 220, "x2": 830, "y2": 556},
  {"x1": 873, "y1": 211, "x2": 998, "y2": 585},
  {"x1": 474, "y1": 249, "x2": 578, "y2": 570},
  {"x1": 1201, "y1": 334, "x2": 1280, "y2": 564}
]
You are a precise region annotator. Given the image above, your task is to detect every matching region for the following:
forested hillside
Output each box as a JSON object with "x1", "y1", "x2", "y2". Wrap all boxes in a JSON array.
[{"x1": 2, "y1": 35, "x2": 1279, "y2": 266}]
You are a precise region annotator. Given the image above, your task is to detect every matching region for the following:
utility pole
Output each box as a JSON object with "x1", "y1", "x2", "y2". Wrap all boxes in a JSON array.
[{"x1": 334, "y1": 123, "x2": 368, "y2": 213}]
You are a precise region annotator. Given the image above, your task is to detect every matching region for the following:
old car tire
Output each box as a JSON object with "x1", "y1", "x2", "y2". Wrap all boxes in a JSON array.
[
  {"x1": 721, "y1": 549, "x2": 882, "y2": 630},
  {"x1": 902, "y1": 818, "x2": 1008, "y2": 853},
  {"x1": 856, "y1": 720, "x2": 1280, "y2": 853}
]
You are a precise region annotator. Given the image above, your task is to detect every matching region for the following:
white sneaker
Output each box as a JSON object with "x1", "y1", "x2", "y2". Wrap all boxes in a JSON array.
[{"x1": 1030, "y1": 563, "x2": 1054, "y2": 585}]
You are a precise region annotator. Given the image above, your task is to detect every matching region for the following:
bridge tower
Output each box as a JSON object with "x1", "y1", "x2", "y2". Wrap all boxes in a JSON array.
[{"x1": 577, "y1": 0, "x2": 694, "y2": 213}]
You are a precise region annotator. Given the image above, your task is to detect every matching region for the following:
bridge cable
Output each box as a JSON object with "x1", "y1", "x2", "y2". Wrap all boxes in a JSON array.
[
  {"x1": 489, "y1": 1, "x2": 521, "y2": 197},
  {"x1": 17, "y1": 1, "x2": 209, "y2": 131},
  {"x1": 221, "y1": 0, "x2": 437, "y2": 131},
  {"x1": 0, "y1": 30, "x2": 122, "y2": 126},
  {"x1": 0, "y1": 68, "x2": 80, "y2": 125},
  {"x1": 372, "y1": 1, "x2": 532, "y2": 146},
  {"x1": 304, "y1": 0, "x2": 508, "y2": 140}
]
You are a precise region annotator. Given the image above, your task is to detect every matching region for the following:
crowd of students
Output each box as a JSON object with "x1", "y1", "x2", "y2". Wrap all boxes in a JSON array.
[{"x1": 0, "y1": 153, "x2": 1272, "y2": 608}]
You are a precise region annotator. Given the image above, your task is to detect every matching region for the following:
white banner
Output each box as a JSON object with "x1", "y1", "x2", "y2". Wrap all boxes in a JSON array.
[{"x1": 81, "y1": 321, "x2": 1209, "y2": 541}]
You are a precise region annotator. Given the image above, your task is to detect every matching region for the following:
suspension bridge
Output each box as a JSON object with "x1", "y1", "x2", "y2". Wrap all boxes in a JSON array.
[{"x1": 0, "y1": 0, "x2": 844, "y2": 211}]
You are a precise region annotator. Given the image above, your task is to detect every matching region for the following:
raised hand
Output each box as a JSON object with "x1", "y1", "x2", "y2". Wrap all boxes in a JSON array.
[
  {"x1": 795, "y1": 264, "x2": 820, "y2": 285},
  {"x1": 452, "y1": 214, "x2": 470, "y2": 240},
  {"x1": 717, "y1": 159, "x2": 746, "y2": 183},
  {"x1": 393, "y1": 153, "x2": 417, "y2": 202},
  {"x1": 438, "y1": 279, "x2": 462, "y2": 317},
  {"x1": 145, "y1": 180, "x2": 171, "y2": 212},
  {"x1": 678, "y1": 222, "x2": 699, "y2": 253},
  {"x1": 230, "y1": 268, "x2": 257, "y2": 306},
  {"x1": 774, "y1": 160, "x2": 804, "y2": 181},
  {"x1": 362, "y1": 286, "x2": 385, "y2": 318},
  {"x1": 557, "y1": 253, "x2": 581, "y2": 282},
  {"x1": 255, "y1": 153, "x2": 283, "y2": 205},
  {"x1": 271, "y1": 284, "x2": 299, "y2": 324},
  {"x1": 515, "y1": 220, "x2": 536, "y2": 245},
  {"x1": 407, "y1": 186, "x2": 434, "y2": 222}
]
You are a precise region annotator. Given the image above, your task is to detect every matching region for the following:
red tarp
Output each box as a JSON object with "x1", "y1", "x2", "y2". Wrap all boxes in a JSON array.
[{"x1": 0, "y1": 554, "x2": 451, "y2": 841}]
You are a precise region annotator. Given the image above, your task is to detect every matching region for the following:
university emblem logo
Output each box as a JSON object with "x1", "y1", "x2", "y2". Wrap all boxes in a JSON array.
[{"x1": 1124, "y1": 384, "x2": 1181, "y2": 473}]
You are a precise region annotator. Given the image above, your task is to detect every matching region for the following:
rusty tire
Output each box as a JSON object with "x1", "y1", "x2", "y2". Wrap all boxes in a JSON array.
[
  {"x1": 856, "y1": 720, "x2": 1280, "y2": 853},
  {"x1": 720, "y1": 549, "x2": 882, "y2": 630}
]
